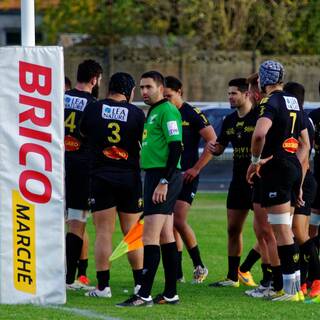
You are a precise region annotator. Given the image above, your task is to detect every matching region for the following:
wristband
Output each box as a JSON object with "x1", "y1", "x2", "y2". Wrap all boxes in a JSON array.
[
  {"x1": 251, "y1": 155, "x2": 261, "y2": 165},
  {"x1": 159, "y1": 178, "x2": 169, "y2": 185}
]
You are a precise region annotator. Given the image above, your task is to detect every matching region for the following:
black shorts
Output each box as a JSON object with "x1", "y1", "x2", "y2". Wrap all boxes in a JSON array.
[
  {"x1": 177, "y1": 176, "x2": 199, "y2": 205},
  {"x1": 144, "y1": 169, "x2": 183, "y2": 216},
  {"x1": 295, "y1": 170, "x2": 317, "y2": 216},
  {"x1": 227, "y1": 179, "x2": 253, "y2": 210},
  {"x1": 260, "y1": 157, "x2": 302, "y2": 208},
  {"x1": 90, "y1": 173, "x2": 143, "y2": 213},
  {"x1": 252, "y1": 176, "x2": 261, "y2": 204},
  {"x1": 65, "y1": 155, "x2": 90, "y2": 210},
  {"x1": 312, "y1": 173, "x2": 320, "y2": 210}
]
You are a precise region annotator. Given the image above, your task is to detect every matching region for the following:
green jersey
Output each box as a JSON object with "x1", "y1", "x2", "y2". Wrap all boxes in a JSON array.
[{"x1": 141, "y1": 99, "x2": 182, "y2": 169}]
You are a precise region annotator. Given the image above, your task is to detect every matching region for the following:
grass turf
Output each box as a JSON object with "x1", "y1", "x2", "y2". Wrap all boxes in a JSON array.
[{"x1": 1, "y1": 192, "x2": 319, "y2": 319}]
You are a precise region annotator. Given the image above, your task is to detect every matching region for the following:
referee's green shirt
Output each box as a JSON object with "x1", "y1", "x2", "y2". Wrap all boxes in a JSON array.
[{"x1": 141, "y1": 99, "x2": 182, "y2": 169}]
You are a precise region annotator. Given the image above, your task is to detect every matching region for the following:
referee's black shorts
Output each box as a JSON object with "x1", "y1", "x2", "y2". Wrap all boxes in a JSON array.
[
  {"x1": 260, "y1": 156, "x2": 302, "y2": 208},
  {"x1": 144, "y1": 169, "x2": 183, "y2": 216}
]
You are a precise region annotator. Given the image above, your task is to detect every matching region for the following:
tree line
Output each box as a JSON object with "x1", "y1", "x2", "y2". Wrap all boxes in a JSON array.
[{"x1": 36, "y1": 0, "x2": 320, "y2": 55}]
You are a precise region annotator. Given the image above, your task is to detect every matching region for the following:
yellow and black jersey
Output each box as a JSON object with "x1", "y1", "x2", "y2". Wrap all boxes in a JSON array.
[
  {"x1": 258, "y1": 90, "x2": 306, "y2": 159},
  {"x1": 80, "y1": 98, "x2": 145, "y2": 178},
  {"x1": 218, "y1": 108, "x2": 257, "y2": 181}
]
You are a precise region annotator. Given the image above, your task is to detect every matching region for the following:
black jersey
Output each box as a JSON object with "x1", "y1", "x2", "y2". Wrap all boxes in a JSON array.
[
  {"x1": 309, "y1": 108, "x2": 320, "y2": 177},
  {"x1": 64, "y1": 89, "x2": 96, "y2": 156},
  {"x1": 80, "y1": 98, "x2": 145, "y2": 179},
  {"x1": 304, "y1": 111, "x2": 315, "y2": 158},
  {"x1": 179, "y1": 102, "x2": 210, "y2": 171},
  {"x1": 259, "y1": 91, "x2": 306, "y2": 159},
  {"x1": 218, "y1": 108, "x2": 257, "y2": 181}
]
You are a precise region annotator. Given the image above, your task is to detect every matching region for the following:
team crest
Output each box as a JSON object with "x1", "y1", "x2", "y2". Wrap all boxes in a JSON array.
[{"x1": 138, "y1": 198, "x2": 143, "y2": 208}]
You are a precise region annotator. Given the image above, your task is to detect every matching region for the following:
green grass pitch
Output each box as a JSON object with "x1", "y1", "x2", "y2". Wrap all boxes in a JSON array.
[{"x1": 1, "y1": 192, "x2": 319, "y2": 319}]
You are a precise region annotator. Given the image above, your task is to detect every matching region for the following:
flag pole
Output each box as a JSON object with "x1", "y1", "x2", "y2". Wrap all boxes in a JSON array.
[{"x1": 21, "y1": 0, "x2": 35, "y2": 46}]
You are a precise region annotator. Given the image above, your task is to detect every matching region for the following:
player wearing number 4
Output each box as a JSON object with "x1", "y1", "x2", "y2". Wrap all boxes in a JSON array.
[
  {"x1": 80, "y1": 72, "x2": 145, "y2": 298},
  {"x1": 64, "y1": 59, "x2": 103, "y2": 290}
]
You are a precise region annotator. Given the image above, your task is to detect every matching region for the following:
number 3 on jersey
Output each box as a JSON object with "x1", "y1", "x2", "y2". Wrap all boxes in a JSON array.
[
  {"x1": 65, "y1": 111, "x2": 76, "y2": 133},
  {"x1": 108, "y1": 122, "x2": 121, "y2": 143}
]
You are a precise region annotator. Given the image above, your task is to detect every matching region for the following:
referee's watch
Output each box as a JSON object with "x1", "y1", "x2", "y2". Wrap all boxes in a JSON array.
[{"x1": 159, "y1": 178, "x2": 169, "y2": 185}]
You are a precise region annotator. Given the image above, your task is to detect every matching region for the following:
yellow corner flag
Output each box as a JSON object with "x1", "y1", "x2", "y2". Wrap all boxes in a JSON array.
[{"x1": 109, "y1": 217, "x2": 144, "y2": 262}]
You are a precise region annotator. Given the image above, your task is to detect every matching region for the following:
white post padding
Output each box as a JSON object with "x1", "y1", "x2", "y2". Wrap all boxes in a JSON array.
[
  {"x1": 21, "y1": 0, "x2": 35, "y2": 46},
  {"x1": 0, "y1": 46, "x2": 65, "y2": 304}
]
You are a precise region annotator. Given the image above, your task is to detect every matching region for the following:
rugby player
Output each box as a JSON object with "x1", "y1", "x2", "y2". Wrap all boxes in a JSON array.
[
  {"x1": 284, "y1": 82, "x2": 320, "y2": 298},
  {"x1": 117, "y1": 71, "x2": 183, "y2": 307},
  {"x1": 309, "y1": 82, "x2": 320, "y2": 251},
  {"x1": 80, "y1": 72, "x2": 145, "y2": 298},
  {"x1": 64, "y1": 59, "x2": 102, "y2": 290},
  {"x1": 208, "y1": 78, "x2": 257, "y2": 288},
  {"x1": 246, "y1": 60, "x2": 310, "y2": 301},
  {"x1": 164, "y1": 76, "x2": 216, "y2": 283},
  {"x1": 244, "y1": 74, "x2": 280, "y2": 298}
]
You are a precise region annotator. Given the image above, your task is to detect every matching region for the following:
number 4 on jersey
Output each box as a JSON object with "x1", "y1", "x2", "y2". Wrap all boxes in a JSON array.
[{"x1": 65, "y1": 111, "x2": 76, "y2": 133}]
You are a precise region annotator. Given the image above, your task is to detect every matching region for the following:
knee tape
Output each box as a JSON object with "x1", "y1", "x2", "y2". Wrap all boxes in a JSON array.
[
  {"x1": 267, "y1": 212, "x2": 291, "y2": 225},
  {"x1": 310, "y1": 212, "x2": 320, "y2": 226},
  {"x1": 66, "y1": 208, "x2": 88, "y2": 223}
]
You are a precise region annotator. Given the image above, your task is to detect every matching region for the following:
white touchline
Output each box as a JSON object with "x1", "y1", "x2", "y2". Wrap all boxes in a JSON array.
[{"x1": 43, "y1": 305, "x2": 122, "y2": 320}]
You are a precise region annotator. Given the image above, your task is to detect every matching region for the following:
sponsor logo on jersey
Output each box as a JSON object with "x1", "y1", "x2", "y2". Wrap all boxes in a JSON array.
[
  {"x1": 64, "y1": 135, "x2": 81, "y2": 151},
  {"x1": 167, "y1": 121, "x2": 179, "y2": 136},
  {"x1": 64, "y1": 95, "x2": 87, "y2": 111},
  {"x1": 236, "y1": 121, "x2": 244, "y2": 127},
  {"x1": 102, "y1": 146, "x2": 128, "y2": 160},
  {"x1": 226, "y1": 128, "x2": 235, "y2": 135},
  {"x1": 284, "y1": 96, "x2": 300, "y2": 111},
  {"x1": 244, "y1": 126, "x2": 255, "y2": 133},
  {"x1": 102, "y1": 105, "x2": 128, "y2": 122},
  {"x1": 182, "y1": 121, "x2": 190, "y2": 126},
  {"x1": 282, "y1": 137, "x2": 299, "y2": 153}
]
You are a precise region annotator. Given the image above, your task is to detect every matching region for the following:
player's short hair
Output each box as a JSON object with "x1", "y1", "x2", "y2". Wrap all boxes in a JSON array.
[
  {"x1": 228, "y1": 78, "x2": 249, "y2": 92},
  {"x1": 77, "y1": 59, "x2": 103, "y2": 83},
  {"x1": 141, "y1": 71, "x2": 165, "y2": 86},
  {"x1": 165, "y1": 76, "x2": 182, "y2": 92},
  {"x1": 283, "y1": 82, "x2": 305, "y2": 109},
  {"x1": 246, "y1": 73, "x2": 258, "y2": 87},
  {"x1": 108, "y1": 72, "x2": 135, "y2": 102},
  {"x1": 65, "y1": 76, "x2": 72, "y2": 90}
]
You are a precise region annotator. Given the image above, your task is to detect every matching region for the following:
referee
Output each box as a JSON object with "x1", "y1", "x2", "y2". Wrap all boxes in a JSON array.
[{"x1": 117, "y1": 71, "x2": 183, "y2": 307}]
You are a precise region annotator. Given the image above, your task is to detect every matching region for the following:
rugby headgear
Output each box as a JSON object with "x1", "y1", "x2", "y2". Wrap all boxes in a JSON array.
[
  {"x1": 109, "y1": 72, "x2": 135, "y2": 102},
  {"x1": 259, "y1": 60, "x2": 284, "y2": 89}
]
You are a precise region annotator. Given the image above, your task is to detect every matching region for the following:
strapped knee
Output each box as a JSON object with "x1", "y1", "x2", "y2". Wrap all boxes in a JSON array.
[
  {"x1": 267, "y1": 212, "x2": 291, "y2": 225},
  {"x1": 310, "y1": 212, "x2": 320, "y2": 226}
]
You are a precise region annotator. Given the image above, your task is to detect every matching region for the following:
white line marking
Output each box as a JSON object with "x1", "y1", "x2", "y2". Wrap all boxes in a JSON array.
[{"x1": 43, "y1": 305, "x2": 121, "y2": 320}]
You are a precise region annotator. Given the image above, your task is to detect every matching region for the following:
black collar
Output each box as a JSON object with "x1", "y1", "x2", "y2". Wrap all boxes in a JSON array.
[{"x1": 146, "y1": 98, "x2": 168, "y2": 119}]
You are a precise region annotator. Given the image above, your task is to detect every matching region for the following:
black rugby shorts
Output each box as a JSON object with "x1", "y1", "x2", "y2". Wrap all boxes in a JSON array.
[
  {"x1": 260, "y1": 157, "x2": 302, "y2": 208},
  {"x1": 227, "y1": 179, "x2": 253, "y2": 210},
  {"x1": 90, "y1": 174, "x2": 143, "y2": 213},
  {"x1": 295, "y1": 170, "x2": 317, "y2": 215},
  {"x1": 177, "y1": 176, "x2": 199, "y2": 205},
  {"x1": 65, "y1": 156, "x2": 90, "y2": 210}
]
